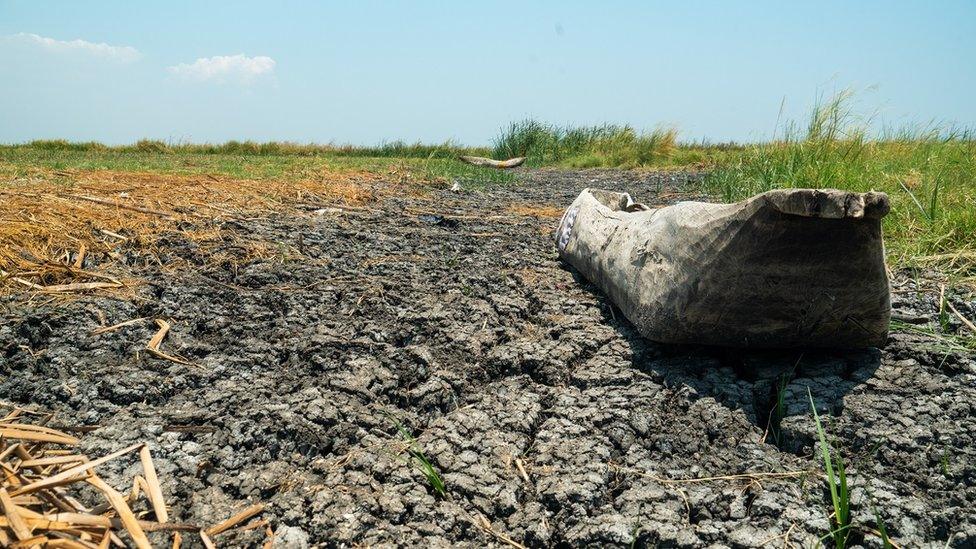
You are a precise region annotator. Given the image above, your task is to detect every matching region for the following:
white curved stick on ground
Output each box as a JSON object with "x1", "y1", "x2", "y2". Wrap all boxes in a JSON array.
[{"x1": 458, "y1": 156, "x2": 526, "y2": 169}]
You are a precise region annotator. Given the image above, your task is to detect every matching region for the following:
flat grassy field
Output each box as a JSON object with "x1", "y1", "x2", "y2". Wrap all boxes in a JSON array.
[
  {"x1": 0, "y1": 145, "x2": 514, "y2": 187},
  {"x1": 2, "y1": 95, "x2": 974, "y2": 284}
]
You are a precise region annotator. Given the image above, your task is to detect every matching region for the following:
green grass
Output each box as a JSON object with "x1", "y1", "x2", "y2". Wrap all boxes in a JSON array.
[
  {"x1": 809, "y1": 388, "x2": 852, "y2": 549},
  {"x1": 491, "y1": 119, "x2": 735, "y2": 169},
  {"x1": 888, "y1": 319, "x2": 976, "y2": 353},
  {"x1": 768, "y1": 373, "x2": 790, "y2": 448},
  {"x1": 940, "y1": 446, "x2": 951, "y2": 477},
  {"x1": 765, "y1": 355, "x2": 802, "y2": 449},
  {"x1": 492, "y1": 120, "x2": 677, "y2": 168},
  {"x1": 3, "y1": 91, "x2": 975, "y2": 280},
  {"x1": 700, "y1": 92, "x2": 976, "y2": 283},
  {"x1": 939, "y1": 294, "x2": 952, "y2": 332},
  {"x1": 869, "y1": 494, "x2": 894, "y2": 549},
  {"x1": 0, "y1": 145, "x2": 513, "y2": 187},
  {"x1": 383, "y1": 412, "x2": 447, "y2": 498},
  {"x1": 489, "y1": 95, "x2": 976, "y2": 282},
  {"x1": 20, "y1": 137, "x2": 493, "y2": 158}
]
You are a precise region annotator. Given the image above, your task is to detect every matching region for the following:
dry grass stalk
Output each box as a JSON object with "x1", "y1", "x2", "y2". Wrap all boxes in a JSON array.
[
  {"x1": 146, "y1": 320, "x2": 171, "y2": 352},
  {"x1": 64, "y1": 194, "x2": 178, "y2": 219},
  {"x1": 91, "y1": 318, "x2": 148, "y2": 336},
  {"x1": 514, "y1": 458, "x2": 530, "y2": 483},
  {"x1": 1, "y1": 407, "x2": 270, "y2": 547},
  {"x1": 145, "y1": 319, "x2": 194, "y2": 367},
  {"x1": 475, "y1": 514, "x2": 526, "y2": 549},
  {"x1": 0, "y1": 425, "x2": 79, "y2": 446},
  {"x1": 203, "y1": 504, "x2": 264, "y2": 537},
  {"x1": 12, "y1": 280, "x2": 122, "y2": 293},
  {"x1": 199, "y1": 529, "x2": 217, "y2": 549},
  {"x1": 85, "y1": 476, "x2": 151, "y2": 549},
  {"x1": 71, "y1": 245, "x2": 86, "y2": 270},
  {"x1": 138, "y1": 447, "x2": 168, "y2": 524},
  {"x1": 945, "y1": 299, "x2": 976, "y2": 334},
  {"x1": 0, "y1": 487, "x2": 32, "y2": 543},
  {"x1": 1, "y1": 167, "x2": 385, "y2": 297}
]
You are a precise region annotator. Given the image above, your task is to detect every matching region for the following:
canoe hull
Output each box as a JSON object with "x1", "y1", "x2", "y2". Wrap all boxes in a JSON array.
[{"x1": 557, "y1": 188, "x2": 891, "y2": 348}]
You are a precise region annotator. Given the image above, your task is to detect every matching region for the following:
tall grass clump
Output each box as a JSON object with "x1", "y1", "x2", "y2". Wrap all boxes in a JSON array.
[
  {"x1": 703, "y1": 92, "x2": 976, "y2": 279},
  {"x1": 132, "y1": 139, "x2": 170, "y2": 153},
  {"x1": 492, "y1": 119, "x2": 677, "y2": 168}
]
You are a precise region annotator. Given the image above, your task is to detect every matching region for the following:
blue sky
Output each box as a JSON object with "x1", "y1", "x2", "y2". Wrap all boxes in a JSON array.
[{"x1": 1, "y1": 1, "x2": 974, "y2": 145}]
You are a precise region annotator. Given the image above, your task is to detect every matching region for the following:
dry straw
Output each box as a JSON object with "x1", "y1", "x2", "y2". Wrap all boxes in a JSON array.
[
  {"x1": 0, "y1": 168, "x2": 383, "y2": 297},
  {"x1": 0, "y1": 406, "x2": 270, "y2": 547}
]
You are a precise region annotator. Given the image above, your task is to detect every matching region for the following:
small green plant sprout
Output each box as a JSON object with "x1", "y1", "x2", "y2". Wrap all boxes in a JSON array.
[
  {"x1": 938, "y1": 284, "x2": 951, "y2": 333},
  {"x1": 808, "y1": 388, "x2": 851, "y2": 549},
  {"x1": 808, "y1": 399, "x2": 899, "y2": 548},
  {"x1": 862, "y1": 483, "x2": 897, "y2": 549},
  {"x1": 940, "y1": 446, "x2": 951, "y2": 477},
  {"x1": 765, "y1": 355, "x2": 801, "y2": 448},
  {"x1": 869, "y1": 497, "x2": 895, "y2": 549},
  {"x1": 382, "y1": 411, "x2": 447, "y2": 498},
  {"x1": 765, "y1": 373, "x2": 789, "y2": 447}
]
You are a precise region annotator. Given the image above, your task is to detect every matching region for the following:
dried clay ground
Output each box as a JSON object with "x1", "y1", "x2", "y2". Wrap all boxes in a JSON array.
[{"x1": 2, "y1": 168, "x2": 975, "y2": 548}]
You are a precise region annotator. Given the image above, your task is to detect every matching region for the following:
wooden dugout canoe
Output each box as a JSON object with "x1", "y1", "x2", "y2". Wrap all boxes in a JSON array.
[{"x1": 556, "y1": 188, "x2": 891, "y2": 348}]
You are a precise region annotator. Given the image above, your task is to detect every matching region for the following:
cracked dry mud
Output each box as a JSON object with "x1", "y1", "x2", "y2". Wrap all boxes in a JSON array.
[{"x1": 2, "y1": 169, "x2": 975, "y2": 548}]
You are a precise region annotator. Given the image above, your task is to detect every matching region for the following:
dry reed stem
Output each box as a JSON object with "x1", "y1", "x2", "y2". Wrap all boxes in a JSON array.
[
  {"x1": 1, "y1": 406, "x2": 270, "y2": 547},
  {"x1": 146, "y1": 320, "x2": 171, "y2": 351},
  {"x1": 204, "y1": 503, "x2": 264, "y2": 537},
  {"x1": 144, "y1": 319, "x2": 195, "y2": 367},
  {"x1": 85, "y1": 476, "x2": 151, "y2": 549},
  {"x1": 199, "y1": 529, "x2": 216, "y2": 549},
  {"x1": 0, "y1": 487, "x2": 32, "y2": 543},
  {"x1": 945, "y1": 299, "x2": 976, "y2": 334},
  {"x1": 91, "y1": 318, "x2": 148, "y2": 335},
  {"x1": 475, "y1": 514, "x2": 526, "y2": 549},
  {"x1": 138, "y1": 446, "x2": 168, "y2": 524}
]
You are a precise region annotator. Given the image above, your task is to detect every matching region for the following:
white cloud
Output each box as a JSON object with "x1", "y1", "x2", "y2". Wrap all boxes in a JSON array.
[
  {"x1": 167, "y1": 54, "x2": 275, "y2": 83},
  {"x1": 7, "y1": 32, "x2": 141, "y2": 62}
]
